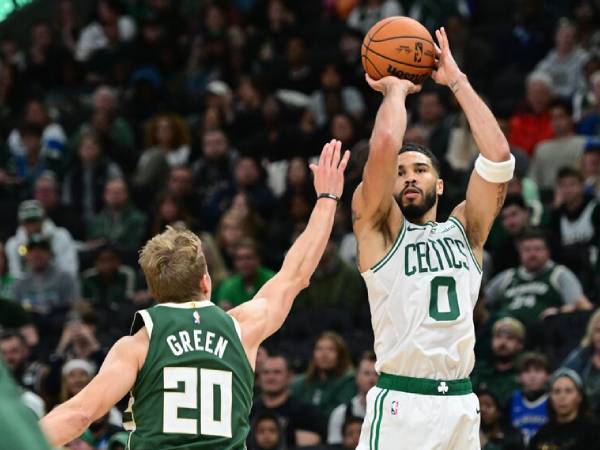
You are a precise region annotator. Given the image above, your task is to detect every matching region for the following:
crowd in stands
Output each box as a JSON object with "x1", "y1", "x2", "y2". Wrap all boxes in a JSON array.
[{"x1": 1, "y1": 0, "x2": 600, "y2": 449}]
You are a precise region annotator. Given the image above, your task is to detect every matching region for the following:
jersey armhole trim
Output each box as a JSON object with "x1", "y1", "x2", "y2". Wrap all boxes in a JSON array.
[
  {"x1": 137, "y1": 309, "x2": 154, "y2": 338},
  {"x1": 372, "y1": 220, "x2": 406, "y2": 273},
  {"x1": 448, "y1": 216, "x2": 482, "y2": 274}
]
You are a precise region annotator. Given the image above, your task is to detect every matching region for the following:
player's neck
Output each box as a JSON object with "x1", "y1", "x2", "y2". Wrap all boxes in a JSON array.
[{"x1": 411, "y1": 211, "x2": 437, "y2": 225}]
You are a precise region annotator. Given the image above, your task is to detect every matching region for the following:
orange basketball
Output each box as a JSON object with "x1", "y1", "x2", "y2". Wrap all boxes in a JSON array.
[{"x1": 361, "y1": 16, "x2": 436, "y2": 84}]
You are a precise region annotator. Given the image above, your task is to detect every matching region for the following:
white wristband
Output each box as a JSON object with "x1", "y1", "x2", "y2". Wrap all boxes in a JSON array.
[{"x1": 474, "y1": 153, "x2": 515, "y2": 183}]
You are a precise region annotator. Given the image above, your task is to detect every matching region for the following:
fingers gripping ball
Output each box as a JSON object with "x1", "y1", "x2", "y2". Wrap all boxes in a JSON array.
[{"x1": 361, "y1": 16, "x2": 436, "y2": 84}]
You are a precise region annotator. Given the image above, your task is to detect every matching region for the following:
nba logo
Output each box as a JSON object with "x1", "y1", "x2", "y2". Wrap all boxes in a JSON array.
[
  {"x1": 390, "y1": 400, "x2": 399, "y2": 416},
  {"x1": 193, "y1": 311, "x2": 201, "y2": 325}
]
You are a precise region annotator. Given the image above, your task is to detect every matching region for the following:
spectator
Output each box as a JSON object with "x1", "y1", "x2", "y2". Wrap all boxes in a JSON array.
[
  {"x1": 309, "y1": 63, "x2": 365, "y2": 127},
  {"x1": 34, "y1": 172, "x2": 84, "y2": 241},
  {"x1": 148, "y1": 191, "x2": 195, "y2": 237},
  {"x1": 6, "y1": 200, "x2": 78, "y2": 278},
  {"x1": 62, "y1": 131, "x2": 122, "y2": 222},
  {"x1": 484, "y1": 230, "x2": 592, "y2": 334},
  {"x1": 7, "y1": 98, "x2": 67, "y2": 161},
  {"x1": 12, "y1": 234, "x2": 79, "y2": 317},
  {"x1": 85, "y1": 177, "x2": 147, "y2": 259},
  {"x1": 192, "y1": 129, "x2": 236, "y2": 201},
  {"x1": 581, "y1": 144, "x2": 600, "y2": 196},
  {"x1": 488, "y1": 195, "x2": 532, "y2": 276},
  {"x1": 327, "y1": 351, "x2": 377, "y2": 445},
  {"x1": 58, "y1": 359, "x2": 123, "y2": 432},
  {"x1": 215, "y1": 238, "x2": 275, "y2": 310},
  {"x1": 509, "y1": 72, "x2": 555, "y2": 155},
  {"x1": 577, "y1": 70, "x2": 600, "y2": 135},
  {"x1": 346, "y1": 0, "x2": 403, "y2": 35},
  {"x1": 528, "y1": 368, "x2": 600, "y2": 450},
  {"x1": 56, "y1": 0, "x2": 83, "y2": 53},
  {"x1": 471, "y1": 317, "x2": 525, "y2": 408},
  {"x1": 528, "y1": 100, "x2": 587, "y2": 195},
  {"x1": 412, "y1": 89, "x2": 452, "y2": 161},
  {"x1": 166, "y1": 166, "x2": 202, "y2": 221},
  {"x1": 292, "y1": 331, "x2": 356, "y2": 418},
  {"x1": 134, "y1": 114, "x2": 191, "y2": 197},
  {"x1": 248, "y1": 412, "x2": 285, "y2": 450},
  {"x1": 206, "y1": 156, "x2": 276, "y2": 229},
  {"x1": 279, "y1": 35, "x2": 318, "y2": 94},
  {"x1": 251, "y1": 353, "x2": 323, "y2": 448},
  {"x1": 294, "y1": 238, "x2": 366, "y2": 316},
  {"x1": 81, "y1": 244, "x2": 138, "y2": 310},
  {"x1": 0, "y1": 242, "x2": 15, "y2": 300},
  {"x1": 71, "y1": 86, "x2": 136, "y2": 172},
  {"x1": 8, "y1": 123, "x2": 62, "y2": 199},
  {"x1": 215, "y1": 210, "x2": 248, "y2": 270},
  {"x1": 550, "y1": 167, "x2": 600, "y2": 292},
  {"x1": 509, "y1": 352, "x2": 551, "y2": 445},
  {"x1": 25, "y1": 20, "x2": 68, "y2": 90},
  {"x1": 478, "y1": 389, "x2": 525, "y2": 450},
  {"x1": 0, "y1": 330, "x2": 47, "y2": 417},
  {"x1": 331, "y1": 416, "x2": 364, "y2": 450},
  {"x1": 75, "y1": 0, "x2": 137, "y2": 62},
  {"x1": 562, "y1": 309, "x2": 600, "y2": 415},
  {"x1": 534, "y1": 18, "x2": 589, "y2": 98}
]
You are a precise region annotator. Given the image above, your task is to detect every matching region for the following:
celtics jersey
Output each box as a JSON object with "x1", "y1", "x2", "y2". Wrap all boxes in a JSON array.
[
  {"x1": 496, "y1": 263, "x2": 564, "y2": 327},
  {"x1": 361, "y1": 217, "x2": 482, "y2": 380},
  {"x1": 124, "y1": 301, "x2": 254, "y2": 450}
]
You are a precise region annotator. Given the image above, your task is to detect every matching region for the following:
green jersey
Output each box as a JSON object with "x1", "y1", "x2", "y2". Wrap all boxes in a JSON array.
[
  {"x1": 124, "y1": 300, "x2": 254, "y2": 450},
  {"x1": 0, "y1": 358, "x2": 51, "y2": 450},
  {"x1": 496, "y1": 264, "x2": 564, "y2": 327}
]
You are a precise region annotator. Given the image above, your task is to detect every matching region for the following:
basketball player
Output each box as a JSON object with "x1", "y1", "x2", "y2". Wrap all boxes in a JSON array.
[
  {"x1": 0, "y1": 358, "x2": 51, "y2": 450},
  {"x1": 40, "y1": 139, "x2": 350, "y2": 449},
  {"x1": 353, "y1": 28, "x2": 514, "y2": 449}
]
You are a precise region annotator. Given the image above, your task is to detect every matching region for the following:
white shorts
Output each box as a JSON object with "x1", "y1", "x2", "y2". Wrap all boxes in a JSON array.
[{"x1": 356, "y1": 386, "x2": 481, "y2": 450}]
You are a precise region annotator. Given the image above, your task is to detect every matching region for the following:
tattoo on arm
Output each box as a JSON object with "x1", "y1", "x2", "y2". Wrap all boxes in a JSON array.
[{"x1": 494, "y1": 183, "x2": 508, "y2": 215}]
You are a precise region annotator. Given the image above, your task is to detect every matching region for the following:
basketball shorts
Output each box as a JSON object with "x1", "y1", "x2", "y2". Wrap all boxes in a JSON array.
[{"x1": 356, "y1": 373, "x2": 480, "y2": 450}]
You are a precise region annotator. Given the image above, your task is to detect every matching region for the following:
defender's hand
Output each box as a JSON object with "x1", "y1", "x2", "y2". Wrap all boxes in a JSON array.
[
  {"x1": 310, "y1": 139, "x2": 350, "y2": 199},
  {"x1": 431, "y1": 27, "x2": 465, "y2": 89},
  {"x1": 365, "y1": 74, "x2": 421, "y2": 96}
]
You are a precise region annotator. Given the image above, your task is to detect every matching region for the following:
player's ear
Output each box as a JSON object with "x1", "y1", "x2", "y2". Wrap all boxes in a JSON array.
[
  {"x1": 436, "y1": 178, "x2": 444, "y2": 196},
  {"x1": 199, "y1": 273, "x2": 211, "y2": 296}
]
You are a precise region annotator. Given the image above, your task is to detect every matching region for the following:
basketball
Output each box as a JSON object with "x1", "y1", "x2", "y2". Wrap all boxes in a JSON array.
[{"x1": 361, "y1": 16, "x2": 436, "y2": 84}]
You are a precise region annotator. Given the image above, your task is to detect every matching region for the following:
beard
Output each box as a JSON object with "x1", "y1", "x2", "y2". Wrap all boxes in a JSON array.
[{"x1": 396, "y1": 186, "x2": 438, "y2": 222}]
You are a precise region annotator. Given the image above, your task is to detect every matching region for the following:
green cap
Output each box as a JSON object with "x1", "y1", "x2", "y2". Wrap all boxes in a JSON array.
[{"x1": 18, "y1": 200, "x2": 44, "y2": 222}]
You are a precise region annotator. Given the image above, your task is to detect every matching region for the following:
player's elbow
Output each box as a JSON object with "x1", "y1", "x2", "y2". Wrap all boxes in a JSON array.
[
  {"x1": 493, "y1": 138, "x2": 511, "y2": 161},
  {"x1": 370, "y1": 131, "x2": 399, "y2": 157}
]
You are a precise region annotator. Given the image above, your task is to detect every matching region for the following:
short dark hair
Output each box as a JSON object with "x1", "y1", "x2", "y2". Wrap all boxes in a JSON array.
[
  {"x1": 0, "y1": 329, "x2": 27, "y2": 346},
  {"x1": 399, "y1": 143, "x2": 441, "y2": 175},
  {"x1": 550, "y1": 98, "x2": 573, "y2": 117},
  {"x1": 502, "y1": 194, "x2": 527, "y2": 211},
  {"x1": 518, "y1": 352, "x2": 550, "y2": 373},
  {"x1": 557, "y1": 166, "x2": 583, "y2": 182},
  {"x1": 517, "y1": 228, "x2": 548, "y2": 246},
  {"x1": 266, "y1": 351, "x2": 292, "y2": 372},
  {"x1": 358, "y1": 350, "x2": 376, "y2": 365}
]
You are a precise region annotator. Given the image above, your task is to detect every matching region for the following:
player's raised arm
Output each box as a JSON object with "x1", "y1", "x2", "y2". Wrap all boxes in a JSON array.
[
  {"x1": 352, "y1": 75, "x2": 421, "y2": 232},
  {"x1": 229, "y1": 140, "x2": 349, "y2": 363},
  {"x1": 40, "y1": 331, "x2": 145, "y2": 446},
  {"x1": 432, "y1": 27, "x2": 514, "y2": 252}
]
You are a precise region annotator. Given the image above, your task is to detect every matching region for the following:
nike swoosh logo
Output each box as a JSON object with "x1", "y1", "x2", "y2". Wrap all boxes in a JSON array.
[
  {"x1": 476, "y1": 409, "x2": 480, "y2": 414},
  {"x1": 406, "y1": 227, "x2": 422, "y2": 231}
]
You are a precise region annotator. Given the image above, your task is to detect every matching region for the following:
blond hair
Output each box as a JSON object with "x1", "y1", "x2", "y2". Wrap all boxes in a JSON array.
[
  {"x1": 139, "y1": 226, "x2": 207, "y2": 303},
  {"x1": 581, "y1": 309, "x2": 600, "y2": 348}
]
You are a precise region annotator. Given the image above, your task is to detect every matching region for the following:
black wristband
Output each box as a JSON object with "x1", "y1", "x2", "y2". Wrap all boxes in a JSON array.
[{"x1": 317, "y1": 193, "x2": 340, "y2": 202}]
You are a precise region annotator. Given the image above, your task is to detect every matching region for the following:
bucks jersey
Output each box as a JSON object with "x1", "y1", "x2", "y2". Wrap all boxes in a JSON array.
[
  {"x1": 124, "y1": 300, "x2": 254, "y2": 450},
  {"x1": 361, "y1": 217, "x2": 482, "y2": 380},
  {"x1": 495, "y1": 263, "x2": 564, "y2": 327}
]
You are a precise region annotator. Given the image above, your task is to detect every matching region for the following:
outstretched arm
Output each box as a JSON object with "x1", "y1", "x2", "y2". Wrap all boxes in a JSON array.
[
  {"x1": 353, "y1": 76, "x2": 420, "y2": 232},
  {"x1": 230, "y1": 140, "x2": 349, "y2": 364},
  {"x1": 432, "y1": 27, "x2": 512, "y2": 251},
  {"x1": 40, "y1": 331, "x2": 145, "y2": 446}
]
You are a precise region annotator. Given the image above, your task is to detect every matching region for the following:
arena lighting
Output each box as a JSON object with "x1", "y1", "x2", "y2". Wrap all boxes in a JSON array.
[{"x1": 0, "y1": 0, "x2": 33, "y2": 22}]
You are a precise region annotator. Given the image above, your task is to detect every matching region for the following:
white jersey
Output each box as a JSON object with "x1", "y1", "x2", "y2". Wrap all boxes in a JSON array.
[{"x1": 361, "y1": 216, "x2": 482, "y2": 380}]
